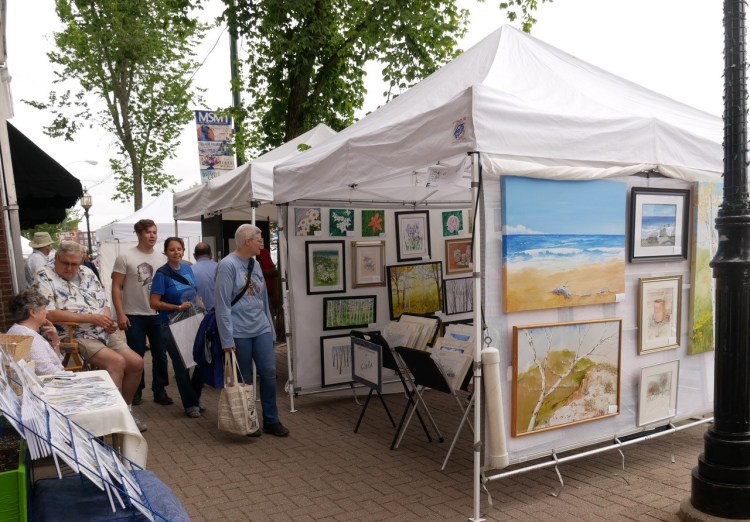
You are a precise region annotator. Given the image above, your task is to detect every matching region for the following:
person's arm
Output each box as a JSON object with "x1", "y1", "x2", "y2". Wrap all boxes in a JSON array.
[
  {"x1": 111, "y1": 271, "x2": 129, "y2": 330},
  {"x1": 149, "y1": 293, "x2": 190, "y2": 313},
  {"x1": 46, "y1": 308, "x2": 116, "y2": 331},
  {"x1": 214, "y1": 261, "x2": 236, "y2": 351}
]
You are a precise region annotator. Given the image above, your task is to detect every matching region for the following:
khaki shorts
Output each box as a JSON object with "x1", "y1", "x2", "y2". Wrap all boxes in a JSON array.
[{"x1": 76, "y1": 335, "x2": 132, "y2": 360}]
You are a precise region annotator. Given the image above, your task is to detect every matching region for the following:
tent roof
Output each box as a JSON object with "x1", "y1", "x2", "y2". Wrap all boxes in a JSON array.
[
  {"x1": 274, "y1": 26, "x2": 722, "y2": 205},
  {"x1": 174, "y1": 123, "x2": 336, "y2": 221},
  {"x1": 96, "y1": 191, "x2": 201, "y2": 243}
]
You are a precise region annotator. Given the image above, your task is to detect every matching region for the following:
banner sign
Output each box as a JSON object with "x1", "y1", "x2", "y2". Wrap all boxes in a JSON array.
[{"x1": 195, "y1": 110, "x2": 236, "y2": 183}]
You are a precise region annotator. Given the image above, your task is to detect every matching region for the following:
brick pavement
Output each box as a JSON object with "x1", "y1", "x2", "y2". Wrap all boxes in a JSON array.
[{"x1": 131, "y1": 343, "x2": 708, "y2": 521}]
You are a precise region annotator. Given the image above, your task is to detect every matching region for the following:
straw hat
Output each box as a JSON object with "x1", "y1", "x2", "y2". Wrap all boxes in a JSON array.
[{"x1": 28, "y1": 232, "x2": 53, "y2": 249}]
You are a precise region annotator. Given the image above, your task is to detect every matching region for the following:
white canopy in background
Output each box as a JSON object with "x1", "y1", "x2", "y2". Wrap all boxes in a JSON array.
[
  {"x1": 274, "y1": 25, "x2": 722, "y2": 205},
  {"x1": 173, "y1": 123, "x2": 336, "y2": 221}
]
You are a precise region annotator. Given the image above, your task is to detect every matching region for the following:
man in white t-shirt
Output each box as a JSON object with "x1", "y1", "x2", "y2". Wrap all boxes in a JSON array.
[{"x1": 111, "y1": 219, "x2": 172, "y2": 406}]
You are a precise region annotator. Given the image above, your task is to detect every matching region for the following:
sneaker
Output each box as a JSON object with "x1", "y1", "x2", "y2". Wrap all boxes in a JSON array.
[
  {"x1": 132, "y1": 413, "x2": 148, "y2": 433},
  {"x1": 185, "y1": 407, "x2": 201, "y2": 418},
  {"x1": 154, "y1": 391, "x2": 174, "y2": 406},
  {"x1": 132, "y1": 389, "x2": 142, "y2": 406},
  {"x1": 262, "y1": 422, "x2": 290, "y2": 437},
  {"x1": 247, "y1": 427, "x2": 261, "y2": 438}
]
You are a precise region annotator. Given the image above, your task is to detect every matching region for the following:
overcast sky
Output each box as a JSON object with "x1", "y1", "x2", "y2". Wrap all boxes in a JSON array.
[{"x1": 5, "y1": 0, "x2": 723, "y2": 232}]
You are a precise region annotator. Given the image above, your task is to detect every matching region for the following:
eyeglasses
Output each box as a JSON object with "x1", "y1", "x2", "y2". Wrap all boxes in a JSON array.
[{"x1": 56, "y1": 260, "x2": 81, "y2": 268}]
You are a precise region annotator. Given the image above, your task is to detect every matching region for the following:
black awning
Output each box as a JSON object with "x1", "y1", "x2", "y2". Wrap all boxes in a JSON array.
[{"x1": 7, "y1": 122, "x2": 83, "y2": 228}]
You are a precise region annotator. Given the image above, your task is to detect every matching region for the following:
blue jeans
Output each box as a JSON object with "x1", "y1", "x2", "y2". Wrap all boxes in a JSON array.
[
  {"x1": 125, "y1": 314, "x2": 168, "y2": 394},
  {"x1": 234, "y1": 333, "x2": 279, "y2": 425},
  {"x1": 160, "y1": 325, "x2": 201, "y2": 410}
]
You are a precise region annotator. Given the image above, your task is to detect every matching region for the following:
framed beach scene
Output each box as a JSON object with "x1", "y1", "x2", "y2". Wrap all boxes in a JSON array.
[
  {"x1": 629, "y1": 187, "x2": 690, "y2": 262},
  {"x1": 305, "y1": 241, "x2": 345, "y2": 294},
  {"x1": 501, "y1": 176, "x2": 626, "y2": 313}
]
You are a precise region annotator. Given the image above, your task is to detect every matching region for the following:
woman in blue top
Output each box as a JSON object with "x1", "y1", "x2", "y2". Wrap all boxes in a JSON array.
[{"x1": 149, "y1": 237, "x2": 203, "y2": 418}]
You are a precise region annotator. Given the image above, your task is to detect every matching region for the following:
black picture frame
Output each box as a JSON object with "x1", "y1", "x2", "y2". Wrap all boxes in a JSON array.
[
  {"x1": 323, "y1": 295, "x2": 377, "y2": 331},
  {"x1": 386, "y1": 261, "x2": 443, "y2": 320},
  {"x1": 629, "y1": 187, "x2": 690, "y2": 263},
  {"x1": 351, "y1": 336, "x2": 383, "y2": 393},
  {"x1": 305, "y1": 240, "x2": 346, "y2": 294},
  {"x1": 443, "y1": 277, "x2": 473, "y2": 315},
  {"x1": 394, "y1": 210, "x2": 431, "y2": 262},
  {"x1": 320, "y1": 335, "x2": 355, "y2": 388}
]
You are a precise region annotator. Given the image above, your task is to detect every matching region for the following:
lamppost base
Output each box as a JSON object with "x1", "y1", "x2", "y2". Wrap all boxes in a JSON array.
[
  {"x1": 679, "y1": 497, "x2": 750, "y2": 521},
  {"x1": 691, "y1": 465, "x2": 750, "y2": 519}
]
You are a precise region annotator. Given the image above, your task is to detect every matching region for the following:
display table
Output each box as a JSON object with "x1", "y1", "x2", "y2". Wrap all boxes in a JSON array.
[{"x1": 41, "y1": 370, "x2": 148, "y2": 467}]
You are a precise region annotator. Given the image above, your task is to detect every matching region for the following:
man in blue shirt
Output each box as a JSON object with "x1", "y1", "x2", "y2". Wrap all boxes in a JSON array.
[{"x1": 192, "y1": 242, "x2": 218, "y2": 310}]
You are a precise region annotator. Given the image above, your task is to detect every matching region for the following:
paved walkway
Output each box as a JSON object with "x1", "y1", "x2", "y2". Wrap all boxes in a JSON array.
[{"x1": 131, "y1": 343, "x2": 707, "y2": 521}]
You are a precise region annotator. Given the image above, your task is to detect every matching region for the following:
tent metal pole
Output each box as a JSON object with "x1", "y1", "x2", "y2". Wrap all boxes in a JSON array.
[{"x1": 278, "y1": 205, "x2": 296, "y2": 413}]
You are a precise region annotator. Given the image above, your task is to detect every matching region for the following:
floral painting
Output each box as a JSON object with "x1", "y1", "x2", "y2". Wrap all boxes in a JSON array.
[
  {"x1": 305, "y1": 241, "x2": 345, "y2": 294},
  {"x1": 329, "y1": 209, "x2": 354, "y2": 236},
  {"x1": 395, "y1": 211, "x2": 431, "y2": 262},
  {"x1": 295, "y1": 207, "x2": 322, "y2": 236},
  {"x1": 362, "y1": 210, "x2": 385, "y2": 237},
  {"x1": 442, "y1": 210, "x2": 463, "y2": 236}
]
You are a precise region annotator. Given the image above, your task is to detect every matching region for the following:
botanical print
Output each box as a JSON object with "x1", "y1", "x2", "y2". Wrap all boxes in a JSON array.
[
  {"x1": 640, "y1": 204, "x2": 676, "y2": 247},
  {"x1": 329, "y1": 209, "x2": 354, "y2": 236},
  {"x1": 321, "y1": 336, "x2": 353, "y2": 387},
  {"x1": 689, "y1": 182, "x2": 721, "y2": 355},
  {"x1": 502, "y1": 176, "x2": 626, "y2": 312},
  {"x1": 387, "y1": 261, "x2": 443, "y2": 319},
  {"x1": 396, "y1": 211, "x2": 431, "y2": 261},
  {"x1": 352, "y1": 241, "x2": 385, "y2": 287},
  {"x1": 445, "y1": 238, "x2": 472, "y2": 275},
  {"x1": 295, "y1": 207, "x2": 322, "y2": 236},
  {"x1": 362, "y1": 210, "x2": 385, "y2": 237},
  {"x1": 306, "y1": 241, "x2": 345, "y2": 294},
  {"x1": 512, "y1": 319, "x2": 621, "y2": 436},
  {"x1": 442, "y1": 210, "x2": 463, "y2": 236},
  {"x1": 444, "y1": 277, "x2": 472, "y2": 314},
  {"x1": 324, "y1": 296, "x2": 376, "y2": 330}
]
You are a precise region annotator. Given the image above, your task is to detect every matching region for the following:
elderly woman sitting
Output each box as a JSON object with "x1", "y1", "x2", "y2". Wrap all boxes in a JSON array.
[{"x1": 7, "y1": 288, "x2": 65, "y2": 375}]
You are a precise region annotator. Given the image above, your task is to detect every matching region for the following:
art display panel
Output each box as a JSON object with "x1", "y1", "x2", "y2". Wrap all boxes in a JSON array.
[
  {"x1": 305, "y1": 241, "x2": 346, "y2": 294},
  {"x1": 629, "y1": 187, "x2": 690, "y2": 262},
  {"x1": 512, "y1": 318, "x2": 622, "y2": 437},
  {"x1": 637, "y1": 360, "x2": 679, "y2": 426},
  {"x1": 387, "y1": 261, "x2": 443, "y2": 319},
  {"x1": 502, "y1": 176, "x2": 626, "y2": 312},
  {"x1": 638, "y1": 276, "x2": 682, "y2": 355}
]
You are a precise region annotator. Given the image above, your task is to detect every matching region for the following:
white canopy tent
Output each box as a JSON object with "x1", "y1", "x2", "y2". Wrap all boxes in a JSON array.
[
  {"x1": 173, "y1": 123, "x2": 336, "y2": 222},
  {"x1": 273, "y1": 26, "x2": 722, "y2": 520}
]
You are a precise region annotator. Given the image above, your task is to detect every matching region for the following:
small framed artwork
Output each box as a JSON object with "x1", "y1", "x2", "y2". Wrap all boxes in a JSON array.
[
  {"x1": 320, "y1": 335, "x2": 355, "y2": 387},
  {"x1": 305, "y1": 241, "x2": 346, "y2": 294},
  {"x1": 442, "y1": 210, "x2": 463, "y2": 236},
  {"x1": 444, "y1": 237, "x2": 472, "y2": 275},
  {"x1": 387, "y1": 261, "x2": 443, "y2": 319},
  {"x1": 323, "y1": 295, "x2": 377, "y2": 330},
  {"x1": 629, "y1": 187, "x2": 690, "y2": 262},
  {"x1": 351, "y1": 240, "x2": 386, "y2": 288},
  {"x1": 352, "y1": 336, "x2": 383, "y2": 393},
  {"x1": 329, "y1": 209, "x2": 354, "y2": 236},
  {"x1": 638, "y1": 360, "x2": 679, "y2": 426},
  {"x1": 443, "y1": 277, "x2": 473, "y2": 314},
  {"x1": 395, "y1": 210, "x2": 431, "y2": 261},
  {"x1": 512, "y1": 318, "x2": 622, "y2": 437},
  {"x1": 295, "y1": 207, "x2": 322, "y2": 236},
  {"x1": 362, "y1": 209, "x2": 385, "y2": 237},
  {"x1": 638, "y1": 275, "x2": 682, "y2": 354}
]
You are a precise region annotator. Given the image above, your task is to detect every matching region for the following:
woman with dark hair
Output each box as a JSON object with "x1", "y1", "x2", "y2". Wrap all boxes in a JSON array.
[
  {"x1": 149, "y1": 237, "x2": 203, "y2": 418},
  {"x1": 7, "y1": 288, "x2": 65, "y2": 375}
]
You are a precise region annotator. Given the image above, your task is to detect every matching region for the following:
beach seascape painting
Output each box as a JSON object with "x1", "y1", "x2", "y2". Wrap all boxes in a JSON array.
[{"x1": 501, "y1": 176, "x2": 626, "y2": 313}]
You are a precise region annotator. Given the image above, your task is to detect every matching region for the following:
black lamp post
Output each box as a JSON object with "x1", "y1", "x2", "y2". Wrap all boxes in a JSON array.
[{"x1": 81, "y1": 189, "x2": 93, "y2": 256}]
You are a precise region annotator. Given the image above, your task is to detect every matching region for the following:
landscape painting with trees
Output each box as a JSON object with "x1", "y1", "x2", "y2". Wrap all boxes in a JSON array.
[
  {"x1": 323, "y1": 296, "x2": 376, "y2": 330},
  {"x1": 512, "y1": 319, "x2": 622, "y2": 437},
  {"x1": 387, "y1": 261, "x2": 443, "y2": 319}
]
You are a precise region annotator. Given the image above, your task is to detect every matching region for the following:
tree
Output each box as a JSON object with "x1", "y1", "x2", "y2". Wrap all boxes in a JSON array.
[
  {"x1": 25, "y1": 0, "x2": 205, "y2": 210},
  {"x1": 21, "y1": 209, "x2": 83, "y2": 249},
  {"x1": 220, "y1": 0, "x2": 550, "y2": 157}
]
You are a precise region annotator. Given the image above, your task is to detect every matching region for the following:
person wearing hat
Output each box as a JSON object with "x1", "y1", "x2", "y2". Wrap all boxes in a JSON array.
[{"x1": 25, "y1": 232, "x2": 54, "y2": 286}]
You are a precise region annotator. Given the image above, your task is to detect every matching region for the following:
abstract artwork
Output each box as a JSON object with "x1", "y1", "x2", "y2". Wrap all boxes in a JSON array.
[
  {"x1": 638, "y1": 276, "x2": 681, "y2": 355},
  {"x1": 395, "y1": 211, "x2": 431, "y2": 262},
  {"x1": 305, "y1": 241, "x2": 345, "y2": 294},
  {"x1": 295, "y1": 207, "x2": 322, "y2": 236},
  {"x1": 442, "y1": 210, "x2": 464, "y2": 236},
  {"x1": 512, "y1": 318, "x2": 622, "y2": 436},
  {"x1": 688, "y1": 182, "x2": 721, "y2": 355},
  {"x1": 323, "y1": 296, "x2": 377, "y2": 330},
  {"x1": 387, "y1": 261, "x2": 443, "y2": 319},
  {"x1": 629, "y1": 187, "x2": 690, "y2": 262},
  {"x1": 638, "y1": 360, "x2": 679, "y2": 426},
  {"x1": 444, "y1": 237, "x2": 472, "y2": 275},
  {"x1": 502, "y1": 176, "x2": 626, "y2": 313},
  {"x1": 329, "y1": 209, "x2": 354, "y2": 236},
  {"x1": 362, "y1": 210, "x2": 385, "y2": 237},
  {"x1": 443, "y1": 277, "x2": 472, "y2": 315},
  {"x1": 320, "y1": 335, "x2": 354, "y2": 387},
  {"x1": 351, "y1": 240, "x2": 386, "y2": 287}
]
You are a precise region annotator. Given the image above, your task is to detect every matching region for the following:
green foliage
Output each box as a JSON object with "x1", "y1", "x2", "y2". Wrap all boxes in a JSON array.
[
  {"x1": 499, "y1": 0, "x2": 553, "y2": 33},
  {"x1": 21, "y1": 208, "x2": 83, "y2": 248},
  {"x1": 25, "y1": 0, "x2": 206, "y2": 210}
]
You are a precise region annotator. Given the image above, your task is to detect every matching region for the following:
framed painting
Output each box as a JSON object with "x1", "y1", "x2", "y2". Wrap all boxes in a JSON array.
[
  {"x1": 323, "y1": 295, "x2": 377, "y2": 330},
  {"x1": 352, "y1": 336, "x2": 383, "y2": 393},
  {"x1": 387, "y1": 261, "x2": 443, "y2": 319},
  {"x1": 320, "y1": 335, "x2": 355, "y2": 388},
  {"x1": 637, "y1": 360, "x2": 679, "y2": 426},
  {"x1": 351, "y1": 240, "x2": 386, "y2": 288},
  {"x1": 638, "y1": 275, "x2": 682, "y2": 355},
  {"x1": 305, "y1": 241, "x2": 345, "y2": 294},
  {"x1": 688, "y1": 182, "x2": 721, "y2": 355},
  {"x1": 512, "y1": 318, "x2": 622, "y2": 437},
  {"x1": 444, "y1": 237, "x2": 472, "y2": 275},
  {"x1": 362, "y1": 209, "x2": 385, "y2": 237},
  {"x1": 502, "y1": 176, "x2": 626, "y2": 313},
  {"x1": 629, "y1": 187, "x2": 690, "y2": 262},
  {"x1": 443, "y1": 277, "x2": 473, "y2": 315},
  {"x1": 395, "y1": 210, "x2": 431, "y2": 261},
  {"x1": 329, "y1": 208, "x2": 354, "y2": 236},
  {"x1": 442, "y1": 210, "x2": 464, "y2": 236},
  {"x1": 295, "y1": 207, "x2": 322, "y2": 236}
]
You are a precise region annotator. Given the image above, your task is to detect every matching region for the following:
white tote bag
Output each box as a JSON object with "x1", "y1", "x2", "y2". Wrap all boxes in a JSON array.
[
  {"x1": 217, "y1": 351, "x2": 260, "y2": 435},
  {"x1": 168, "y1": 311, "x2": 204, "y2": 369}
]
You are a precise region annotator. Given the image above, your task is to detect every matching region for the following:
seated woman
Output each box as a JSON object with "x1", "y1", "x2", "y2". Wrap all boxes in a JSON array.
[{"x1": 7, "y1": 288, "x2": 65, "y2": 375}]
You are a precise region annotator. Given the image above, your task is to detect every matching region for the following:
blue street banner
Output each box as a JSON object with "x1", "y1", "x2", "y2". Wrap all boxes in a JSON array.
[{"x1": 195, "y1": 110, "x2": 236, "y2": 183}]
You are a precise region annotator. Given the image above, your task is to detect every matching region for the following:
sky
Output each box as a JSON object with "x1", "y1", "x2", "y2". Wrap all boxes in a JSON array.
[{"x1": 4, "y1": 1, "x2": 723, "y2": 232}]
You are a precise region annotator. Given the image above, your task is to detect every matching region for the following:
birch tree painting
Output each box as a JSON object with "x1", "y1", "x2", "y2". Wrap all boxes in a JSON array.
[
  {"x1": 387, "y1": 261, "x2": 443, "y2": 319},
  {"x1": 323, "y1": 296, "x2": 377, "y2": 330},
  {"x1": 512, "y1": 319, "x2": 622, "y2": 436},
  {"x1": 444, "y1": 277, "x2": 473, "y2": 314}
]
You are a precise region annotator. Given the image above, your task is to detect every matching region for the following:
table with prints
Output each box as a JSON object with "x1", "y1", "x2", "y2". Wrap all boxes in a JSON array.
[{"x1": 40, "y1": 370, "x2": 148, "y2": 467}]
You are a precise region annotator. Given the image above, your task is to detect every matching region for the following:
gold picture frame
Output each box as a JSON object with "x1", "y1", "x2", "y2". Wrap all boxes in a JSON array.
[
  {"x1": 638, "y1": 275, "x2": 682, "y2": 355},
  {"x1": 351, "y1": 240, "x2": 386, "y2": 288}
]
